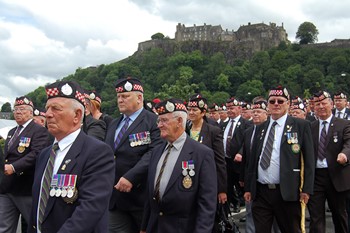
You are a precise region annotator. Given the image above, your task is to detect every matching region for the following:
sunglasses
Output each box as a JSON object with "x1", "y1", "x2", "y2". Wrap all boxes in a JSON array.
[{"x1": 269, "y1": 99, "x2": 286, "y2": 105}]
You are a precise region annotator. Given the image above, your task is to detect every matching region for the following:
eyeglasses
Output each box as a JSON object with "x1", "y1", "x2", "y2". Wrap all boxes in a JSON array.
[
  {"x1": 268, "y1": 99, "x2": 286, "y2": 105},
  {"x1": 12, "y1": 107, "x2": 30, "y2": 113}
]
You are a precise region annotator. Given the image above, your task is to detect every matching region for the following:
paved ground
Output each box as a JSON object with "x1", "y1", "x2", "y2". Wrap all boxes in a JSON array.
[
  {"x1": 17, "y1": 209, "x2": 336, "y2": 233},
  {"x1": 231, "y1": 206, "x2": 336, "y2": 233}
]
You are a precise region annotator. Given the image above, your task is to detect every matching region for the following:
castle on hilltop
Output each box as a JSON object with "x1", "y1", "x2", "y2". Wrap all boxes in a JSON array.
[{"x1": 175, "y1": 22, "x2": 289, "y2": 46}]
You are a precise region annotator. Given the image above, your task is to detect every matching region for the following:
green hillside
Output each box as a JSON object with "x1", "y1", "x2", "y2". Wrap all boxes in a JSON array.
[{"x1": 27, "y1": 42, "x2": 350, "y2": 117}]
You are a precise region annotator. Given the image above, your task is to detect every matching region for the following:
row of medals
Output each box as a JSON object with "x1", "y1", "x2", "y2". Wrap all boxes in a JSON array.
[
  {"x1": 287, "y1": 133, "x2": 300, "y2": 153},
  {"x1": 182, "y1": 164, "x2": 195, "y2": 189},
  {"x1": 129, "y1": 133, "x2": 151, "y2": 147}
]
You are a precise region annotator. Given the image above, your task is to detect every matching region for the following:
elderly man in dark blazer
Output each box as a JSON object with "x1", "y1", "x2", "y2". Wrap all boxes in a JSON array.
[
  {"x1": 28, "y1": 81, "x2": 115, "y2": 232},
  {"x1": 245, "y1": 86, "x2": 315, "y2": 233},
  {"x1": 308, "y1": 91, "x2": 350, "y2": 233},
  {"x1": 105, "y1": 77, "x2": 162, "y2": 233},
  {"x1": 141, "y1": 99, "x2": 217, "y2": 233},
  {"x1": 0, "y1": 96, "x2": 49, "y2": 233}
]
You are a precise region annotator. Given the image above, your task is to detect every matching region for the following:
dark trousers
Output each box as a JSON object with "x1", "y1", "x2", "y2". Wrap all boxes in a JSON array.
[
  {"x1": 252, "y1": 183, "x2": 302, "y2": 233},
  {"x1": 108, "y1": 208, "x2": 143, "y2": 233},
  {"x1": 226, "y1": 158, "x2": 242, "y2": 206},
  {"x1": 308, "y1": 168, "x2": 348, "y2": 233}
]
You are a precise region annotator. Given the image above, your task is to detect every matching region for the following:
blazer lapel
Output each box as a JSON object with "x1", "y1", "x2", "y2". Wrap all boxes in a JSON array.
[
  {"x1": 44, "y1": 132, "x2": 86, "y2": 220},
  {"x1": 163, "y1": 137, "x2": 193, "y2": 197},
  {"x1": 149, "y1": 143, "x2": 167, "y2": 194},
  {"x1": 325, "y1": 116, "x2": 335, "y2": 148},
  {"x1": 198, "y1": 121, "x2": 209, "y2": 143},
  {"x1": 281, "y1": 116, "x2": 294, "y2": 145}
]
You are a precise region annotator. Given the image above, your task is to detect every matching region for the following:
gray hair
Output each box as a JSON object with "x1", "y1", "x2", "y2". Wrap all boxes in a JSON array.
[
  {"x1": 69, "y1": 99, "x2": 85, "y2": 124},
  {"x1": 173, "y1": 111, "x2": 187, "y2": 128}
]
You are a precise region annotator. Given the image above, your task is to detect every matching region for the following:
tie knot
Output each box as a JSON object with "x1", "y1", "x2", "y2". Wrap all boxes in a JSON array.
[
  {"x1": 18, "y1": 125, "x2": 23, "y2": 129},
  {"x1": 124, "y1": 116, "x2": 130, "y2": 122},
  {"x1": 322, "y1": 121, "x2": 327, "y2": 126},
  {"x1": 52, "y1": 142, "x2": 59, "y2": 151},
  {"x1": 272, "y1": 121, "x2": 278, "y2": 127},
  {"x1": 230, "y1": 119, "x2": 235, "y2": 123}
]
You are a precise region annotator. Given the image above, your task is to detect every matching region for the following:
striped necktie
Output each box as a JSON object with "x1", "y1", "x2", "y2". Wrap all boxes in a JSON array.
[
  {"x1": 8, "y1": 125, "x2": 23, "y2": 149},
  {"x1": 318, "y1": 121, "x2": 327, "y2": 160},
  {"x1": 38, "y1": 143, "x2": 59, "y2": 230},
  {"x1": 114, "y1": 117, "x2": 130, "y2": 149},
  {"x1": 154, "y1": 144, "x2": 173, "y2": 201},
  {"x1": 260, "y1": 121, "x2": 277, "y2": 170}
]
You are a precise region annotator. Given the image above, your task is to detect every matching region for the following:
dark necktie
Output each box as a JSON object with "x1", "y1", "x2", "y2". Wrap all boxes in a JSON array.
[
  {"x1": 260, "y1": 121, "x2": 277, "y2": 170},
  {"x1": 318, "y1": 121, "x2": 327, "y2": 160},
  {"x1": 38, "y1": 142, "x2": 59, "y2": 230},
  {"x1": 337, "y1": 112, "x2": 341, "y2": 118},
  {"x1": 226, "y1": 119, "x2": 235, "y2": 156},
  {"x1": 114, "y1": 117, "x2": 130, "y2": 149},
  {"x1": 8, "y1": 125, "x2": 23, "y2": 149},
  {"x1": 154, "y1": 144, "x2": 173, "y2": 201}
]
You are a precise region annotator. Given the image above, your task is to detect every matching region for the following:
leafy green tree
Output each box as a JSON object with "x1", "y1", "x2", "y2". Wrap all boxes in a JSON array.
[
  {"x1": 296, "y1": 22, "x2": 319, "y2": 44},
  {"x1": 215, "y1": 73, "x2": 231, "y2": 91},
  {"x1": 235, "y1": 80, "x2": 265, "y2": 102},
  {"x1": 1, "y1": 102, "x2": 12, "y2": 112},
  {"x1": 151, "y1": 33, "x2": 165, "y2": 40}
]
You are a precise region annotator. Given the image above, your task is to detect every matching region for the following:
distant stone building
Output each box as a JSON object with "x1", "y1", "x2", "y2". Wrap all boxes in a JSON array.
[
  {"x1": 0, "y1": 112, "x2": 12, "y2": 119},
  {"x1": 175, "y1": 22, "x2": 289, "y2": 45}
]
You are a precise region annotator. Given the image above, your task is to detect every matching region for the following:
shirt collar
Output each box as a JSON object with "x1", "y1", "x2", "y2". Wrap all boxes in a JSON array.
[
  {"x1": 123, "y1": 107, "x2": 143, "y2": 123},
  {"x1": 170, "y1": 131, "x2": 187, "y2": 151},
  {"x1": 56, "y1": 128, "x2": 81, "y2": 151}
]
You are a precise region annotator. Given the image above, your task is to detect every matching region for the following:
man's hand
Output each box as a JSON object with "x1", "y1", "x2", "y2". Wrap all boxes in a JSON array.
[
  {"x1": 234, "y1": 154, "x2": 242, "y2": 162},
  {"x1": 4, "y1": 164, "x2": 14, "y2": 176},
  {"x1": 218, "y1": 192, "x2": 227, "y2": 204},
  {"x1": 244, "y1": 192, "x2": 251, "y2": 203},
  {"x1": 300, "y1": 192, "x2": 310, "y2": 204},
  {"x1": 115, "y1": 177, "x2": 133, "y2": 192},
  {"x1": 337, "y1": 153, "x2": 348, "y2": 165}
]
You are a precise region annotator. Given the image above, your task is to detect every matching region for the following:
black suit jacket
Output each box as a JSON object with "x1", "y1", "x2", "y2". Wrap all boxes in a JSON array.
[
  {"x1": 311, "y1": 116, "x2": 350, "y2": 192},
  {"x1": 227, "y1": 117, "x2": 253, "y2": 173},
  {"x1": 142, "y1": 137, "x2": 217, "y2": 233},
  {"x1": 29, "y1": 131, "x2": 115, "y2": 233},
  {"x1": 332, "y1": 108, "x2": 350, "y2": 120},
  {"x1": 105, "y1": 109, "x2": 163, "y2": 211},
  {"x1": 83, "y1": 114, "x2": 106, "y2": 141},
  {"x1": 0, "y1": 144, "x2": 4, "y2": 184},
  {"x1": 188, "y1": 120, "x2": 227, "y2": 193},
  {"x1": 246, "y1": 116, "x2": 315, "y2": 201},
  {"x1": 306, "y1": 112, "x2": 317, "y2": 122},
  {"x1": 240, "y1": 125, "x2": 255, "y2": 185},
  {"x1": 1, "y1": 120, "x2": 49, "y2": 195}
]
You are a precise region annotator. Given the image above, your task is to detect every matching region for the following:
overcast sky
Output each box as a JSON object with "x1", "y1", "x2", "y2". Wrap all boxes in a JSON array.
[{"x1": 0, "y1": 0, "x2": 349, "y2": 107}]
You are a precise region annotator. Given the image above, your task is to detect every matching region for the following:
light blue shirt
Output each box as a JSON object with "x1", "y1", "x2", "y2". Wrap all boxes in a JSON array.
[{"x1": 258, "y1": 114, "x2": 288, "y2": 184}]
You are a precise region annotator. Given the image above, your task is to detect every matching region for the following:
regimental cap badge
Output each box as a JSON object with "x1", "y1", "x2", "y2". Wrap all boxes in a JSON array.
[
  {"x1": 268, "y1": 85, "x2": 290, "y2": 100},
  {"x1": 333, "y1": 91, "x2": 347, "y2": 100},
  {"x1": 188, "y1": 93, "x2": 207, "y2": 111},
  {"x1": 252, "y1": 100, "x2": 268, "y2": 111},
  {"x1": 34, "y1": 109, "x2": 39, "y2": 115},
  {"x1": 61, "y1": 83, "x2": 73, "y2": 96},
  {"x1": 89, "y1": 92, "x2": 95, "y2": 100},
  {"x1": 165, "y1": 101, "x2": 175, "y2": 112},
  {"x1": 198, "y1": 100, "x2": 205, "y2": 108},
  {"x1": 313, "y1": 90, "x2": 331, "y2": 103},
  {"x1": 24, "y1": 98, "x2": 29, "y2": 104},
  {"x1": 124, "y1": 81, "x2": 133, "y2": 92}
]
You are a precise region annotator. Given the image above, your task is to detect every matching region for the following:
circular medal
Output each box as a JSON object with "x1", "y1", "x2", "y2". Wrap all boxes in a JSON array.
[
  {"x1": 67, "y1": 189, "x2": 74, "y2": 198},
  {"x1": 55, "y1": 189, "x2": 62, "y2": 197},
  {"x1": 17, "y1": 146, "x2": 25, "y2": 153},
  {"x1": 287, "y1": 139, "x2": 292, "y2": 144},
  {"x1": 61, "y1": 189, "x2": 68, "y2": 197},
  {"x1": 189, "y1": 169, "x2": 195, "y2": 176},
  {"x1": 50, "y1": 188, "x2": 56, "y2": 197},
  {"x1": 291, "y1": 143, "x2": 300, "y2": 154},
  {"x1": 182, "y1": 169, "x2": 188, "y2": 176},
  {"x1": 182, "y1": 175, "x2": 192, "y2": 189},
  {"x1": 130, "y1": 142, "x2": 135, "y2": 147}
]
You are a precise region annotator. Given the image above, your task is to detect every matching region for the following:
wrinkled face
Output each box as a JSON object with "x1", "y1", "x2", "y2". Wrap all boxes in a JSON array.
[
  {"x1": 209, "y1": 111, "x2": 220, "y2": 121},
  {"x1": 334, "y1": 98, "x2": 347, "y2": 111},
  {"x1": 314, "y1": 98, "x2": 333, "y2": 120},
  {"x1": 187, "y1": 107, "x2": 205, "y2": 123},
  {"x1": 268, "y1": 97, "x2": 289, "y2": 120},
  {"x1": 291, "y1": 109, "x2": 306, "y2": 119},
  {"x1": 13, "y1": 105, "x2": 33, "y2": 125},
  {"x1": 33, "y1": 116, "x2": 46, "y2": 127},
  {"x1": 45, "y1": 98, "x2": 82, "y2": 141},
  {"x1": 219, "y1": 111, "x2": 228, "y2": 120},
  {"x1": 226, "y1": 104, "x2": 241, "y2": 119},
  {"x1": 117, "y1": 92, "x2": 142, "y2": 115},
  {"x1": 252, "y1": 109, "x2": 268, "y2": 125},
  {"x1": 242, "y1": 109, "x2": 253, "y2": 120},
  {"x1": 157, "y1": 113, "x2": 181, "y2": 142}
]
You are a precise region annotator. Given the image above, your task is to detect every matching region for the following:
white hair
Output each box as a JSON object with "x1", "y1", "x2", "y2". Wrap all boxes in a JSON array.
[
  {"x1": 173, "y1": 111, "x2": 187, "y2": 128},
  {"x1": 69, "y1": 99, "x2": 85, "y2": 123}
]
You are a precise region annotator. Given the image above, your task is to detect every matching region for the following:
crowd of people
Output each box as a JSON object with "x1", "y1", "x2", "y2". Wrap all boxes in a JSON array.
[{"x1": 0, "y1": 77, "x2": 350, "y2": 233}]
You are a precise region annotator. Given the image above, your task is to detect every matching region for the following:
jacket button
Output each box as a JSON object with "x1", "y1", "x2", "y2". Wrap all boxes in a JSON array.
[
  {"x1": 159, "y1": 212, "x2": 163, "y2": 216},
  {"x1": 5, "y1": 159, "x2": 8, "y2": 163},
  {"x1": 33, "y1": 226, "x2": 36, "y2": 229}
]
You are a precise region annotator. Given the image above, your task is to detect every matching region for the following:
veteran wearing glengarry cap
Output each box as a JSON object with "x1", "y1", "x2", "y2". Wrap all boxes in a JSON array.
[
  {"x1": 28, "y1": 81, "x2": 115, "y2": 233},
  {"x1": 0, "y1": 96, "x2": 49, "y2": 233}
]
